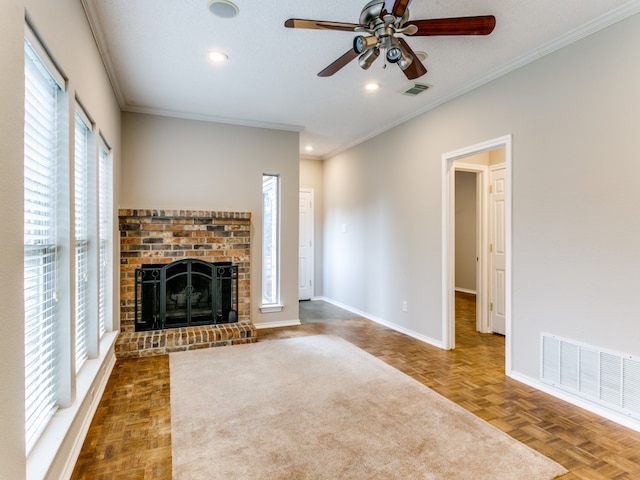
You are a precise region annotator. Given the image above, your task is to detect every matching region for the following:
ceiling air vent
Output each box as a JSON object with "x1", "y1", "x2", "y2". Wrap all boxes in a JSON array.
[{"x1": 401, "y1": 83, "x2": 431, "y2": 97}]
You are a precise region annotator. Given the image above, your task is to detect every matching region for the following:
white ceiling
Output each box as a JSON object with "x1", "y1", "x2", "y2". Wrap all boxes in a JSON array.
[{"x1": 83, "y1": 0, "x2": 640, "y2": 159}]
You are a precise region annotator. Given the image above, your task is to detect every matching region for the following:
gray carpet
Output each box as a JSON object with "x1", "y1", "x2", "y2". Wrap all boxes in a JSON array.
[{"x1": 170, "y1": 334, "x2": 567, "y2": 479}]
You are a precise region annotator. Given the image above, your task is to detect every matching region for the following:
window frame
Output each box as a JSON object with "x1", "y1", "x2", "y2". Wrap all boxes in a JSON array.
[
  {"x1": 73, "y1": 106, "x2": 95, "y2": 372},
  {"x1": 98, "y1": 137, "x2": 113, "y2": 338},
  {"x1": 261, "y1": 174, "x2": 282, "y2": 310},
  {"x1": 23, "y1": 31, "x2": 66, "y2": 454}
]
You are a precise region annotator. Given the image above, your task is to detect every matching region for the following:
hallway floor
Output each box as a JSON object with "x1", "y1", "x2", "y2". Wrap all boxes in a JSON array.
[{"x1": 299, "y1": 299, "x2": 361, "y2": 323}]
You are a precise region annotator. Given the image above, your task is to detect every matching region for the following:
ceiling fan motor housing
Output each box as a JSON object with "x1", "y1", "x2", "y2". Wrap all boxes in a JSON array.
[{"x1": 360, "y1": 1, "x2": 385, "y2": 25}]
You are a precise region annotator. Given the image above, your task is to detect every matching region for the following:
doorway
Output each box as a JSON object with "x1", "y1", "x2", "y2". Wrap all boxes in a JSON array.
[{"x1": 442, "y1": 135, "x2": 512, "y2": 374}]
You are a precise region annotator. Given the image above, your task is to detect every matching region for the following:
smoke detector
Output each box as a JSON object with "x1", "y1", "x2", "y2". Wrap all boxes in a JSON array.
[{"x1": 208, "y1": 0, "x2": 239, "y2": 18}]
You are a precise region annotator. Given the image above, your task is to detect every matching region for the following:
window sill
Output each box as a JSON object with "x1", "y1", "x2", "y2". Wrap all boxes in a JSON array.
[
  {"x1": 260, "y1": 304, "x2": 284, "y2": 313},
  {"x1": 27, "y1": 331, "x2": 118, "y2": 480}
]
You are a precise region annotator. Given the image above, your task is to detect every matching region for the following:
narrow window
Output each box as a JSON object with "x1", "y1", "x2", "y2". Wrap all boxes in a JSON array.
[
  {"x1": 262, "y1": 174, "x2": 280, "y2": 306},
  {"x1": 23, "y1": 35, "x2": 63, "y2": 452},
  {"x1": 98, "y1": 140, "x2": 112, "y2": 337},
  {"x1": 74, "y1": 109, "x2": 92, "y2": 371}
]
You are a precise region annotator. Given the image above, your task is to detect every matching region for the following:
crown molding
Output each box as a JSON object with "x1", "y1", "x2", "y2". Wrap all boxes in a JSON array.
[
  {"x1": 323, "y1": 0, "x2": 640, "y2": 160},
  {"x1": 123, "y1": 105, "x2": 304, "y2": 133},
  {"x1": 80, "y1": 0, "x2": 126, "y2": 108}
]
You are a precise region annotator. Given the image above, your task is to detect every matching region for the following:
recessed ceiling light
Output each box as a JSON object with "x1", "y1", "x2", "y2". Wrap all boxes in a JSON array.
[
  {"x1": 365, "y1": 82, "x2": 380, "y2": 91},
  {"x1": 208, "y1": 0, "x2": 239, "y2": 19},
  {"x1": 305, "y1": 145, "x2": 314, "y2": 152},
  {"x1": 209, "y1": 51, "x2": 228, "y2": 63}
]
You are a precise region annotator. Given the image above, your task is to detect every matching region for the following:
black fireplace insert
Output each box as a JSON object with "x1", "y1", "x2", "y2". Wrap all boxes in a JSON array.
[{"x1": 135, "y1": 259, "x2": 238, "y2": 331}]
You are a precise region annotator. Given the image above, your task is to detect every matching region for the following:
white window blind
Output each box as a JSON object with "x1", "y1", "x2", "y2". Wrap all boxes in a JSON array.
[
  {"x1": 98, "y1": 142, "x2": 112, "y2": 337},
  {"x1": 24, "y1": 38, "x2": 61, "y2": 452},
  {"x1": 262, "y1": 174, "x2": 280, "y2": 305},
  {"x1": 74, "y1": 111, "x2": 90, "y2": 372}
]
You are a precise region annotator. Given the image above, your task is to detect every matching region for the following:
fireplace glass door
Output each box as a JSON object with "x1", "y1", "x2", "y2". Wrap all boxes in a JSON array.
[
  {"x1": 135, "y1": 259, "x2": 237, "y2": 331},
  {"x1": 163, "y1": 260, "x2": 214, "y2": 328}
]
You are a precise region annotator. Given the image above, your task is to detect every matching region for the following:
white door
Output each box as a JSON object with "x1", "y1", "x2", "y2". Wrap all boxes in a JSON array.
[
  {"x1": 490, "y1": 167, "x2": 506, "y2": 335},
  {"x1": 299, "y1": 189, "x2": 313, "y2": 300}
]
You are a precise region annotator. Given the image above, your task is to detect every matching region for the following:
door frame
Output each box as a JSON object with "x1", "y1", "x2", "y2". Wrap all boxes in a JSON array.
[
  {"x1": 453, "y1": 163, "x2": 489, "y2": 334},
  {"x1": 442, "y1": 134, "x2": 513, "y2": 374},
  {"x1": 489, "y1": 164, "x2": 507, "y2": 335},
  {"x1": 299, "y1": 188, "x2": 314, "y2": 300}
]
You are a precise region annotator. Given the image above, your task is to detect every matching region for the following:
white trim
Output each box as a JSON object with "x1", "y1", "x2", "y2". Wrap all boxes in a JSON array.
[
  {"x1": 60, "y1": 350, "x2": 116, "y2": 479},
  {"x1": 24, "y1": 21, "x2": 66, "y2": 90},
  {"x1": 454, "y1": 288, "x2": 477, "y2": 295},
  {"x1": 124, "y1": 105, "x2": 304, "y2": 134},
  {"x1": 319, "y1": 297, "x2": 444, "y2": 349},
  {"x1": 299, "y1": 188, "x2": 314, "y2": 301},
  {"x1": 27, "y1": 331, "x2": 118, "y2": 480},
  {"x1": 321, "y1": 1, "x2": 640, "y2": 160},
  {"x1": 442, "y1": 135, "x2": 513, "y2": 375},
  {"x1": 80, "y1": 0, "x2": 126, "y2": 108},
  {"x1": 255, "y1": 319, "x2": 301, "y2": 329},
  {"x1": 74, "y1": 98, "x2": 94, "y2": 131},
  {"x1": 259, "y1": 304, "x2": 284, "y2": 314},
  {"x1": 451, "y1": 162, "x2": 490, "y2": 334},
  {"x1": 509, "y1": 371, "x2": 640, "y2": 434}
]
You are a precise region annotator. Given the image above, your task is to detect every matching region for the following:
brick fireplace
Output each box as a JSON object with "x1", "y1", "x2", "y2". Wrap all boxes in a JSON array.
[{"x1": 116, "y1": 209, "x2": 257, "y2": 357}]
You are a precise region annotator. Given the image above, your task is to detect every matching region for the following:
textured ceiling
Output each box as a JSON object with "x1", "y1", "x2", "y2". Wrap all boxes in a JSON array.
[{"x1": 83, "y1": 0, "x2": 640, "y2": 158}]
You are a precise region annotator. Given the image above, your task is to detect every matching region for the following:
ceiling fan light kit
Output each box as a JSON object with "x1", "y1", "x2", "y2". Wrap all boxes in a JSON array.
[
  {"x1": 358, "y1": 47, "x2": 380, "y2": 70},
  {"x1": 284, "y1": 0, "x2": 495, "y2": 80}
]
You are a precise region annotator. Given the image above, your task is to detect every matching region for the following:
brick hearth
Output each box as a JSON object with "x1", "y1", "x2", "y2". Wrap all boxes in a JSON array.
[{"x1": 117, "y1": 209, "x2": 257, "y2": 357}]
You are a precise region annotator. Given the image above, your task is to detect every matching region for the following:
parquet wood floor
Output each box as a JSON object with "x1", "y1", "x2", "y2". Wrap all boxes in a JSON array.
[{"x1": 71, "y1": 293, "x2": 640, "y2": 479}]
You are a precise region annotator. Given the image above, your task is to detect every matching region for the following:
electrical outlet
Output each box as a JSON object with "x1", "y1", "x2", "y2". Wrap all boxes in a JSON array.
[{"x1": 402, "y1": 301, "x2": 408, "y2": 312}]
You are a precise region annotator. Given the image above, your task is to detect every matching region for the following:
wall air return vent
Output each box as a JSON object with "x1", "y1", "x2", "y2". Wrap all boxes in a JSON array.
[
  {"x1": 541, "y1": 334, "x2": 640, "y2": 420},
  {"x1": 401, "y1": 83, "x2": 431, "y2": 96}
]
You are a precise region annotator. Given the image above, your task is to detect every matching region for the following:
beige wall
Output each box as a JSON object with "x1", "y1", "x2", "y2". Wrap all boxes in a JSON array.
[
  {"x1": 300, "y1": 158, "x2": 324, "y2": 297},
  {"x1": 1, "y1": 0, "x2": 122, "y2": 478},
  {"x1": 455, "y1": 171, "x2": 477, "y2": 292},
  {"x1": 120, "y1": 112, "x2": 300, "y2": 326},
  {"x1": 323, "y1": 12, "x2": 640, "y2": 385},
  {"x1": 489, "y1": 148, "x2": 506, "y2": 165}
]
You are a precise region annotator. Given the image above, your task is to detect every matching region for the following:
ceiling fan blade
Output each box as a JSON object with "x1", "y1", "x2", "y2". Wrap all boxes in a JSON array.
[
  {"x1": 284, "y1": 18, "x2": 360, "y2": 32},
  {"x1": 398, "y1": 38, "x2": 427, "y2": 80},
  {"x1": 318, "y1": 49, "x2": 359, "y2": 77},
  {"x1": 381, "y1": 0, "x2": 412, "y2": 19},
  {"x1": 407, "y1": 15, "x2": 496, "y2": 36}
]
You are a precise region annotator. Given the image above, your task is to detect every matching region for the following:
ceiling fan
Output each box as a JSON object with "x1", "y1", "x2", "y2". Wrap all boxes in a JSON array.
[{"x1": 284, "y1": 0, "x2": 496, "y2": 80}]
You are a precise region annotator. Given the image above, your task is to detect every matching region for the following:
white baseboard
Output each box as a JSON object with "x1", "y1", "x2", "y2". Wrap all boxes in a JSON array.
[
  {"x1": 28, "y1": 332, "x2": 118, "y2": 480},
  {"x1": 306, "y1": 296, "x2": 640, "y2": 434},
  {"x1": 318, "y1": 297, "x2": 444, "y2": 349},
  {"x1": 60, "y1": 350, "x2": 117, "y2": 479},
  {"x1": 255, "y1": 319, "x2": 302, "y2": 329},
  {"x1": 509, "y1": 371, "x2": 640, "y2": 434},
  {"x1": 455, "y1": 288, "x2": 477, "y2": 295}
]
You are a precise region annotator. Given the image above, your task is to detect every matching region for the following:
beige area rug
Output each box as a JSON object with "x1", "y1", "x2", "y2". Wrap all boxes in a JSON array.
[{"x1": 170, "y1": 335, "x2": 567, "y2": 479}]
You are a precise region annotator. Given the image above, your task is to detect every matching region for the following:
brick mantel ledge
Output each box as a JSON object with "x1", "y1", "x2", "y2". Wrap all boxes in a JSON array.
[{"x1": 115, "y1": 323, "x2": 257, "y2": 358}]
